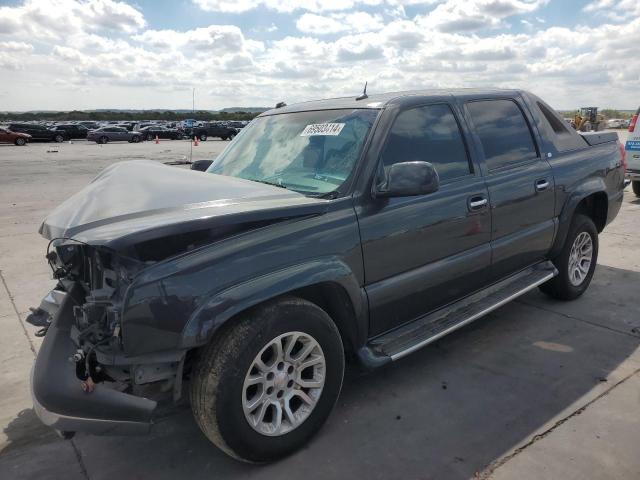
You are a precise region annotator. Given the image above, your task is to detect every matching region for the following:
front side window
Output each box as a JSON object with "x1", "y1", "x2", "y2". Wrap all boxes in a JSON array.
[
  {"x1": 208, "y1": 109, "x2": 379, "y2": 196},
  {"x1": 467, "y1": 99, "x2": 538, "y2": 170},
  {"x1": 380, "y1": 104, "x2": 471, "y2": 182}
]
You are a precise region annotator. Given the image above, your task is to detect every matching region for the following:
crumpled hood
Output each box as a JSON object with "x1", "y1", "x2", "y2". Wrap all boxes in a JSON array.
[{"x1": 39, "y1": 160, "x2": 327, "y2": 250}]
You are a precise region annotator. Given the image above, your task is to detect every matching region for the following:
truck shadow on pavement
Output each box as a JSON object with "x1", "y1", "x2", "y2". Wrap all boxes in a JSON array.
[{"x1": 2, "y1": 264, "x2": 639, "y2": 480}]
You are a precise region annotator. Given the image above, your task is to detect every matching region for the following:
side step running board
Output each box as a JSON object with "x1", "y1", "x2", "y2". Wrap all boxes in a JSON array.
[{"x1": 368, "y1": 261, "x2": 557, "y2": 361}]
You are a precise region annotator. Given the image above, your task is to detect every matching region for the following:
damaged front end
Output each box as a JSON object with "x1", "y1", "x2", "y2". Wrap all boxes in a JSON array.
[{"x1": 31, "y1": 240, "x2": 186, "y2": 436}]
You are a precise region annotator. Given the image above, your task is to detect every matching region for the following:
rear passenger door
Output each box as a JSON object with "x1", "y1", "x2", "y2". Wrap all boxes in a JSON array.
[
  {"x1": 357, "y1": 102, "x2": 492, "y2": 336},
  {"x1": 113, "y1": 127, "x2": 128, "y2": 141},
  {"x1": 464, "y1": 97, "x2": 555, "y2": 280}
]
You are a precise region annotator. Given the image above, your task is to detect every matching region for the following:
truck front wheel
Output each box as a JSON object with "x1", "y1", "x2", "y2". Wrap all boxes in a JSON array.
[
  {"x1": 540, "y1": 214, "x2": 598, "y2": 300},
  {"x1": 632, "y1": 181, "x2": 640, "y2": 197},
  {"x1": 190, "y1": 296, "x2": 344, "y2": 463},
  {"x1": 199, "y1": 133, "x2": 207, "y2": 142}
]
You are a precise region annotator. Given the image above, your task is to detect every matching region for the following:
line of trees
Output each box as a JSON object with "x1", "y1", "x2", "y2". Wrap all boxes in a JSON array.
[{"x1": 0, "y1": 110, "x2": 262, "y2": 122}]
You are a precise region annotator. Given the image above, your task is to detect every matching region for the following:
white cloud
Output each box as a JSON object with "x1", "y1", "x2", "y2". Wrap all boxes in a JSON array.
[
  {"x1": 194, "y1": 0, "x2": 352, "y2": 13},
  {"x1": 0, "y1": 41, "x2": 34, "y2": 53},
  {"x1": 584, "y1": 0, "x2": 640, "y2": 22},
  {"x1": 296, "y1": 12, "x2": 384, "y2": 34},
  {"x1": 418, "y1": 0, "x2": 549, "y2": 32},
  {"x1": 0, "y1": 0, "x2": 638, "y2": 110},
  {"x1": 133, "y1": 25, "x2": 264, "y2": 57},
  {"x1": 296, "y1": 14, "x2": 348, "y2": 34},
  {"x1": 0, "y1": 0, "x2": 145, "y2": 38}
]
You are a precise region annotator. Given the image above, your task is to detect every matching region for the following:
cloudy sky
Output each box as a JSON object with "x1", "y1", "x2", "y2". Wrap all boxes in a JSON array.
[{"x1": 0, "y1": 0, "x2": 637, "y2": 111}]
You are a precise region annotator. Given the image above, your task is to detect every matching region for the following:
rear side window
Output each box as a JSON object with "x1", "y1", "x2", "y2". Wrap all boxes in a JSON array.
[
  {"x1": 537, "y1": 102, "x2": 568, "y2": 134},
  {"x1": 467, "y1": 99, "x2": 538, "y2": 170},
  {"x1": 534, "y1": 98, "x2": 588, "y2": 152},
  {"x1": 381, "y1": 104, "x2": 471, "y2": 182}
]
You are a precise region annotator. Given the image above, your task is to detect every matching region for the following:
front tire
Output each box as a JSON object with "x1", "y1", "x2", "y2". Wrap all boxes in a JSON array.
[
  {"x1": 54, "y1": 134, "x2": 65, "y2": 143},
  {"x1": 199, "y1": 133, "x2": 207, "y2": 142},
  {"x1": 632, "y1": 181, "x2": 640, "y2": 197},
  {"x1": 190, "y1": 297, "x2": 344, "y2": 463},
  {"x1": 15, "y1": 138, "x2": 26, "y2": 146},
  {"x1": 132, "y1": 135, "x2": 140, "y2": 143},
  {"x1": 539, "y1": 214, "x2": 598, "y2": 300},
  {"x1": 97, "y1": 136, "x2": 108, "y2": 144}
]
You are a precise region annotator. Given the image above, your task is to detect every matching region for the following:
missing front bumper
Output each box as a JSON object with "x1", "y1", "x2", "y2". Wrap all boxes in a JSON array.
[{"x1": 30, "y1": 284, "x2": 157, "y2": 435}]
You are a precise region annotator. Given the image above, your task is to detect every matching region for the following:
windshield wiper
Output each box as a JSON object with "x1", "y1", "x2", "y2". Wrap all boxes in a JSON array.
[
  {"x1": 248, "y1": 178, "x2": 289, "y2": 189},
  {"x1": 309, "y1": 190, "x2": 340, "y2": 199}
]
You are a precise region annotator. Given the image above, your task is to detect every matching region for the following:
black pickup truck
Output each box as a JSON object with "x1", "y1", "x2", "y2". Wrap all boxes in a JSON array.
[{"x1": 31, "y1": 89, "x2": 625, "y2": 462}]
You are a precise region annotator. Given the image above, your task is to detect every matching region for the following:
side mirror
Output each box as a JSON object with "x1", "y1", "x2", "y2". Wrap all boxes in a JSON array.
[
  {"x1": 376, "y1": 161, "x2": 440, "y2": 198},
  {"x1": 191, "y1": 159, "x2": 213, "y2": 172}
]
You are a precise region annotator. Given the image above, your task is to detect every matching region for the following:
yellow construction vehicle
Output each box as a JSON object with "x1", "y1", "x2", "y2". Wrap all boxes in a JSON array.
[{"x1": 573, "y1": 107, "x2": 606, "y2": 132}]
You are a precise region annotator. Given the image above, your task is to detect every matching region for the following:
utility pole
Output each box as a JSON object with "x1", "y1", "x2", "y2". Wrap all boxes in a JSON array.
[{"x1": 189, "y1": 87, "x2": 195, "y2": 163}]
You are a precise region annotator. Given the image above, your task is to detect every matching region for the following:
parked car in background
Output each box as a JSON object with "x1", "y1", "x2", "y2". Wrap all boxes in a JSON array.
[
  {"x1": 138, "y1": 125, "x2": 183, "y2": 141},
  {"x1": 78, "y1": 121, "x2": 101, "y2": 130},
  {"x1": 31, "y1": 89, "x2": 624, "y2": 463},
  {"x1": 86, "y1": 127, "x2": 143, "y2": 144},
  {"x1": 133, "y1": 122, "x2": 158, "y2": 131},
  {"x1": 191, "y1": 122, "x2": 238, "y2": 141},
  {"x1": 226, "y1": 120, "x2": 248, "y2": 129},
  {"x1": 606, "y1": 119, "x2": 625, "y2": 129},
  {"x1": 0, "y1": 126, "x2": 31, "y2": 145},
  {"x1": 8, "y1": 123, "x2": 66, "y2": 142},
  {"x1": 52, "y1": 124, "x2": 89, "y2": 139},
  {"x1": 625, "y1": 107, "x2": 640, "y2": 197}
]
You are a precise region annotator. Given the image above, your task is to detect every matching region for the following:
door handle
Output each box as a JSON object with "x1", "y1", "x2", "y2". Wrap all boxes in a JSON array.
[
  {"x1": 468, "y1": 196, "x2": 488, "y2": 211},
  {"x1": 535, "y1": 179, "x2": 550, "y2": 192}
]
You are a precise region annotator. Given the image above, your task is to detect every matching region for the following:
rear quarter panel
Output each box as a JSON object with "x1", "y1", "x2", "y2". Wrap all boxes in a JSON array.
[{"x1": 547, "y1": 139, "x2": 624, "y2": 252}]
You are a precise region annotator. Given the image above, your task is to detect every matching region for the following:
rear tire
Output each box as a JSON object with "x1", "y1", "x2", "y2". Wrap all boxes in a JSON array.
[
  {"x1": 632, "y1": 181, "x2": 640, "y2": 197},
  {"x1": 15, "y1": 138, "x2": 26, "y2": 146},
  {"x1": 146, "y1": 133, "x2": 154, "y2": 141},
  {"x1": 98, "y1": 136, "x2": 108, "y2": 144},
  {"x1": 54, "y1": 134, "x2": 65, "y2": 143},
  {"x1": 199, "y1": 133, "x2": 207, "y2": 142},
  {"x1": 539, "y1": 214, "x2": 598, "y2": 300},
  {"x1": 190, "y1": 296, "x2": 344, "y2": 463}
]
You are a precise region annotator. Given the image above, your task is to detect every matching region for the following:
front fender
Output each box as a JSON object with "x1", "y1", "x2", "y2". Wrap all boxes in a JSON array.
[{"x1": 179, "y1": 257, "x2": 366, "y2": 349}]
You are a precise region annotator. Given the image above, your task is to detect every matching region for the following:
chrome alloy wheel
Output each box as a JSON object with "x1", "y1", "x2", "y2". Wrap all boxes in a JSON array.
[
  {"x1": 242, "y1": 331, "x2": 326, "y2": 436},
  {"x1": 568, "y1": 231, "x2": 593, "y2": 286}
]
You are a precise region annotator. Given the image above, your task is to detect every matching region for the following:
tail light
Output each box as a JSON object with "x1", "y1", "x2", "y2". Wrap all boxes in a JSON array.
[
  {"x1": 630, "y1": 114, "x2": 638, "y2": 132},
  {"x1": 618, "y1": 141, "x2": 627, "y2": 173}
]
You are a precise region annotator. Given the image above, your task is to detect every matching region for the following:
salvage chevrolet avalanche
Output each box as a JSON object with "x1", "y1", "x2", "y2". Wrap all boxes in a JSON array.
[{"x1": 31, "y1": 89, "x2": 626, "y2": 462}]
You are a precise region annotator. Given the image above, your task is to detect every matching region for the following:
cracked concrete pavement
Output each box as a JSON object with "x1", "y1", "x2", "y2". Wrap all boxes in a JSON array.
[{"x1": 1, "y1": 134, "x2": 639, "y2": 479}]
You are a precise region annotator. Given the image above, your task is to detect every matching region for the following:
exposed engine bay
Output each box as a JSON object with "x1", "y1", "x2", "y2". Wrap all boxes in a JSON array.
[{"x1": 41, "y1": 239, "x2": 187, "y2": 402}]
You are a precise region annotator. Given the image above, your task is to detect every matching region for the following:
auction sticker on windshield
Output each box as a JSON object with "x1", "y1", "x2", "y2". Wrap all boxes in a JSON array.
[{"x1": 300, "y1": 123, "x2": 345, "y2": 136}]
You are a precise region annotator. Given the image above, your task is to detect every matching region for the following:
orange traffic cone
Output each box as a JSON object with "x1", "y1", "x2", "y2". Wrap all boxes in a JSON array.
[
  {"x1": 193, "y1": 136, "x2": 199, "y2": 146},
  {"x1": 155, "y1": 135, "x2": 159, "y2": 144}
]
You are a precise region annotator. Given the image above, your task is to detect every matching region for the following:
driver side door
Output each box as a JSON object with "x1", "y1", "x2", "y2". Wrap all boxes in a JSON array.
[{"x1": 355, "y1": 103, "x2": 492, "y2": 337}]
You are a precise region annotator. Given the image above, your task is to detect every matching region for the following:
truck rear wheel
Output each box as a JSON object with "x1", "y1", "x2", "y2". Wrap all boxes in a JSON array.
[
  {"x1": 539, "y1": 214, "x2": 598, "y2": 300},
  {"x1": 190, "y1": 296, "x2": 344, "y2": 463},
  {"x1": 632, "y1": 181, "x2": 640, "y2": 197}
]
